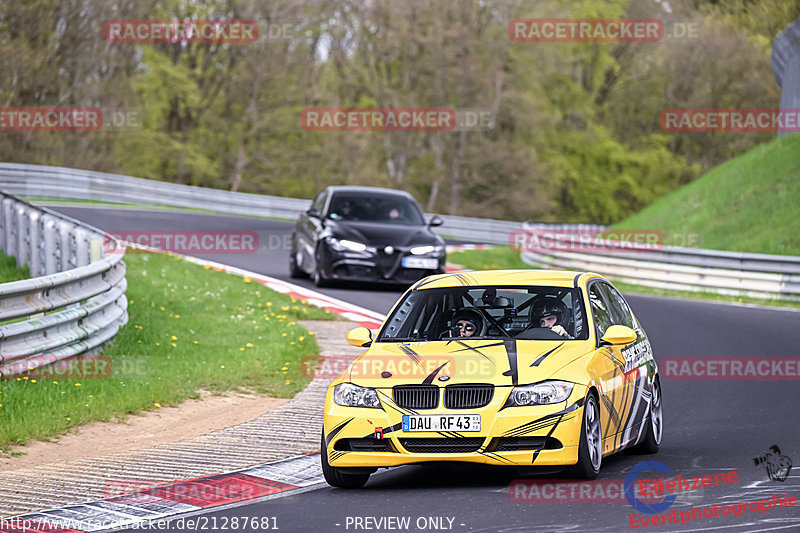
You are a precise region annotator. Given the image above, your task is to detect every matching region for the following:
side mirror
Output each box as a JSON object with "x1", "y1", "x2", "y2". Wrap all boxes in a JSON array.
[
  {"x1": 306, "y1": 207, "x2": 321, "y2": 218},
  {"x1": 428, "y1": 215, "x2": 444, "y2": 227},
  {"x1": 346, "y1": 327, "x2": 373, "y2": 347},
  {"x1": 600, "y1": 325, "x2": 637, "y2": 346}
]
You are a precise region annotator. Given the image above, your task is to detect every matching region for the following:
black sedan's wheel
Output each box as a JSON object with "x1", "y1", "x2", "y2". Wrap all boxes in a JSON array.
[
  {"x1": 566, "y1": 393, "x2": 602, "y2": 479},
  {"x1": 289, "y1": 238, "x2": 306, "y2": 279},
  {"x1": 321, "y1": 432, "x2": 370, "y2": 488},
  {"x1": 312, "y1": 248, "x2": 329, "y2": 287},
  {"x1": 632, "y1": 377, "x2": 662, "y2": 454}
]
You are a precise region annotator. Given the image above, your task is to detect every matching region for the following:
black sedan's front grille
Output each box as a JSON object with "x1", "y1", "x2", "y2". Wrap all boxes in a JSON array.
[
  {"x1": 443, "y1": 384, "x2": 494, "y2": 409},
  {"x1": 400, "y1": 438, "x2": 484, "y2": 453},
  {"x1": 393, "y1": 385, "x2": 439, "y2": 409}
]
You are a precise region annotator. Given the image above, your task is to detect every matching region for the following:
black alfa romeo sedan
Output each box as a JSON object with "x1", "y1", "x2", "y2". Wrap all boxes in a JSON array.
[{"x1": 290, "y1": 186, "x2": 446, "y2": 286}]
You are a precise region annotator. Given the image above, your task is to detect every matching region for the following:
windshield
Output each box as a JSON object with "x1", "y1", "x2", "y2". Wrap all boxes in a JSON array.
[
  {"x1": 378, "y1": 286, "x2": 587, "y2": 342},
  {"x1": 326, "y1": 194, "x2": 425, "y2": 226}
]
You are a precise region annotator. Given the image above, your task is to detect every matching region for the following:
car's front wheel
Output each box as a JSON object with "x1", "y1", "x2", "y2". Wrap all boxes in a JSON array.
[
  {"x1": 289, "y1": 236, "x2": 306, "y2": 279},
  {"x1": 631, "y1": 377, "x2": 662, "y2": 454},
  {"x1": 566, "y1": 392, "x2": 602, "y2": 479},
  {"x1": 312, "y1": 247, "x2": 330, "y2": 287},
  {"x1": 320, "y1": 432, "x2": 370, "y2": 488}
]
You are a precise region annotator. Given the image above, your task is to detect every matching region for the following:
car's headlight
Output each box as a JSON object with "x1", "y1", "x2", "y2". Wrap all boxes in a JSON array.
[
  {"x1": 505, "y1": 380, "x2": 574, "y2": 406},
  {"x1": 410, "y1": 244, "x2": 443, "y2": 255},
  {"x1": 328, "y1": 238, "x2": 368, "y2": 253},
  {"x1": 333, "y1": 383, "x2": 381, "y2": 408}
]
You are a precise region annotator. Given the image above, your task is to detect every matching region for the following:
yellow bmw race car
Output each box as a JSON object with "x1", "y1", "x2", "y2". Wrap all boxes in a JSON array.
[{"x1": 321, "y1": 270, "x2": 662, "y2": 488}]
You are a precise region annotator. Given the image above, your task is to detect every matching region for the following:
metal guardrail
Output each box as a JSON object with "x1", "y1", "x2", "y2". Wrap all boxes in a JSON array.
[
  {"x1": 0, "y1": 162, "x2": 595, "y2": 245},
  {"x1": 0, "y1": 192, "x2": 127, "y2": 376},
  {"x1": 518, "y1": 226, "x2": 800, "y2": 302},
  {"x1": 2, "y1": 162, "x2": 799, "y2": 301}
]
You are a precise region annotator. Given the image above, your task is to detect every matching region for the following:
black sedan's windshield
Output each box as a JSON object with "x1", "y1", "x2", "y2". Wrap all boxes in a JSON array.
[
  {"x1": 326, "y1": 194, "x2": 425, "y2": 226},
  {"x1": 378, "y1": 286, "x2": 588, "y2": 342}
]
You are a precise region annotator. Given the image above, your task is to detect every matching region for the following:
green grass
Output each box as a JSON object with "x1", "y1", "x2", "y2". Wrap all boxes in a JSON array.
[
  {"x1": 449, "y1": 247, "x2": 530, "y2": 270},
  {"x1": 611, "y1": 134, "x2": 800, "y2": 256},
  {"x1": 0, "y1": 253, "x2": 30, "y2": 283},
  {"x1": 448, "y1": 247, "x2": 800, "y2": 310},
  {"x1": 0, "y1": 251, "x2": 334, "y2": 451}
]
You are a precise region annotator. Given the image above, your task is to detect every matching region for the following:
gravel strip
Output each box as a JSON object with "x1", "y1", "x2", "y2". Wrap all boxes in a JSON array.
[{"x1": 0, "y1": 319, "x2": 362, "y2": 517}]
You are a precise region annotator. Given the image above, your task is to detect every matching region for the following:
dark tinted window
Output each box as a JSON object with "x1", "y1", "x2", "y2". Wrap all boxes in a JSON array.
[
  {"x1": 326, "y1": 193, "x2": 425, "y2": 225},
  {"x1": 588, "y1": 284, "x2": 613, "y2": 340},
  {"x1": 378, "y1": 286, "x2": 587, "y2": 341}
]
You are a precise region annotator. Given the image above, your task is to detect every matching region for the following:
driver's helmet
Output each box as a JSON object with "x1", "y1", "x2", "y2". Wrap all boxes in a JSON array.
[
  {"x1": 450, "y1": 308, "x2": 483, "y2": 336},
  {"x1": 530, "y1": 297, "x2": 571, "y2": 330}
]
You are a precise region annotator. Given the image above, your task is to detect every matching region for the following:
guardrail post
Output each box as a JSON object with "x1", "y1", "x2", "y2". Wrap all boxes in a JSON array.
[
  {"x1": 57, "y1": 220, "x2": 75, "y2": 271},
  {"x1": 75, "y1": 227, "x2": 90, "y2": 267},
  {"x1": 1, "y1": 198, "x2": 12, "y2": 255},
  {"x1": 28, "y1": 210, "x2": 42, "y2": 276},
  {"x1": 771, "y1": 17, "x2": 800, "y2": 137},
  {"x1": 15, "y1": 204, "x2": 28, "y2": 268},
  {"x1": 42, "y1": 214, "x2": 58, "y2": 274}
]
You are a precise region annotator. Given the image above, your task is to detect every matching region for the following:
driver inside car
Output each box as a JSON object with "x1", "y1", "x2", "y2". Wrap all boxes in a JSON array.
[
  {"x1": 445, "y1": 308, "x2": 483, "y2": 338},
  {"x1": 531, "y1": 298, "x2": 574, "y2": 339}
]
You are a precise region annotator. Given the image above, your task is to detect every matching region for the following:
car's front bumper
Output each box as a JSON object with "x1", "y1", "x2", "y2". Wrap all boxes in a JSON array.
[
  {"x1": 323, "y1": 384, "x2": 587, "y2": 468},
  {"x1": 321, "y1": 248, "x2": 445, "y2": 284}
]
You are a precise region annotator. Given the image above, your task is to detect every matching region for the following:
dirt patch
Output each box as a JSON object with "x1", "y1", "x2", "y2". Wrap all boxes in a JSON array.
[{"x1": 0, "y1": 390, "x2": 287, "y2": 472}]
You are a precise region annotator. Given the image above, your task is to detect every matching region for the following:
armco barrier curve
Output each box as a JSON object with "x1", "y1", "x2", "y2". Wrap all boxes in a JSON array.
[
  {"x1": 0, "y1": 192, "x2": 127, "y2": 374},
  {"x1": 2, "y1": 162, "x2": 799, "y2": 301},
  {"x1": 519, "y1": 226, "x2": 800, "y2": 302},
  {"x1": 0, "y1": 162, "x2": 604, "y2": 245}
]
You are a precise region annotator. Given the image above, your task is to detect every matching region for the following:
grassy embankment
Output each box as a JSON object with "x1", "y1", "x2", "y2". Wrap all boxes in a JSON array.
[
  {"x1": 0, "y1": 250, "x2": 333, "y2": 452},
  {"x1": 449, "y1": 134, "x2": 800, "y2": 308}
]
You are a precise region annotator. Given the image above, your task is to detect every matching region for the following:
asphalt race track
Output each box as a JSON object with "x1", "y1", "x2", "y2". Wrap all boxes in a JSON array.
[{"x1": 53, "y1": 206, "x2": 800, "y2": 533}]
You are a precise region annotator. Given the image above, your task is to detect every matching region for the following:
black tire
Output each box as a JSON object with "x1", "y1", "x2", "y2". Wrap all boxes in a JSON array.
[
  {"x1": 289, "y1": 237, "x2": 306, "y2": 279},
  {"x1": 320, "y1": 432, "x2": 370, "y2": 488},
  {"x1": 565, "y1": 392, "x2": 602, "y2": 479},
  {"x1": 312, "y1": 247, "x2": 330, "y2": 287},
  {"x1": 631, "y1": 377, "x2": 662, "y2": 454}
]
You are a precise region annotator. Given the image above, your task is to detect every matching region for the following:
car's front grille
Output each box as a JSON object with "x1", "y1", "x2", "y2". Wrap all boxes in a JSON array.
[
  {"x1": 334, "y1": 438, "x2": 394, "y2": 453},
  {"x1": 444, "y1": 384, "x2": 494, "y2": 409},
  {"x1": 399, "y1": 438, "x2": 484, "y2": 453},
  {"x1": 393, "y1": 385, "x2": 439, "y2": 409},
  {"x1": 493, "y1": 437, "x2": 563, "y2": 451}
]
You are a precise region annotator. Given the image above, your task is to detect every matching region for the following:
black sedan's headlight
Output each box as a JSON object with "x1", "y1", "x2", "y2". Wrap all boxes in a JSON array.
[
  {"x1": 504, "y1": 380, "x2": 574, "y2": 407},
  {"x1": 333, "y1": 383, "x2": 382, "y2": 408},
  {"x1": 409, "y1": 244, "x2": 444, "y2": 256},
  {"x1": 327, "y1": 237, "x2": 369, "y2": 253}
]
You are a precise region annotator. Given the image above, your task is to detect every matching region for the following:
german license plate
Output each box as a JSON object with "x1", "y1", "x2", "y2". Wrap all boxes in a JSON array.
[
  {"x1": 401, "y1": 257, "x2": 438, "y2": 269},
  {"x1": 402, "y1": 414, "x2": 481, "y2": 432}
]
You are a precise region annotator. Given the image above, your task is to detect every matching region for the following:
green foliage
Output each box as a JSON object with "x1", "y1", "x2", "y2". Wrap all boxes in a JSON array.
[
  {"x1": 613, "y1": 133, "x2": 800, "y2": 255},
  {"x1": 0, "y1": 0, "x2": 796, "y2": 224}
]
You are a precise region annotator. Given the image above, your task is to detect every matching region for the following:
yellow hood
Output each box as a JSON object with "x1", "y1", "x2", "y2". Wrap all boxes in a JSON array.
[{"x1": 346, "y1": 338, "x2": 592, "y2": 388}]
